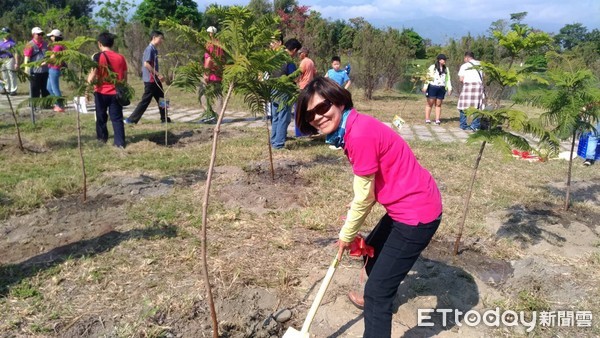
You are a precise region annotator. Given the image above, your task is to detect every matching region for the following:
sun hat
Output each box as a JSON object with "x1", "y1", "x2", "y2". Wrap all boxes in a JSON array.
[
  {"x1": 47, "y1": 29, "x2": 63, "y2": 37},
  {"x1": 31, "y1": 27, "x2": 43, "y2": 35},
  {"x1": 437, "y1": 53, "x2": 447, "y2": 60},
  {"x1": 207, "y1": 26, "x2": 217, "y2": 34}
]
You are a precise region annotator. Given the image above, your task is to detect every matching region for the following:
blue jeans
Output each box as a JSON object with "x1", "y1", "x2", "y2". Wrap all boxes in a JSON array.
[
  {"x1": 270, "y1": 100, "x2": 291, "y2": 148},
  {"x1": 95, "y1": 92, "x2": 126, "y2": 147},
  {"x1": 362, "y1": 214, "x2": 441, "y2": 338},
  {"x1": 47, "y1": 68, "x2": 63, "y2": 107},
  {"x1": 459, "y1": 110, "x2": 480, "y2": 130},
  {"x1": 585, "y1": 121, "x2": 600, "y2": 160}
]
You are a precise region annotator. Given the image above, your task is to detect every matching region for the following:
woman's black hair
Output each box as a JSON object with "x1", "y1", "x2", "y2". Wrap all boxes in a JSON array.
[
  {"x1": 434, "y1": 60, "x2": 446, "y2": 75},
  {"x1": 54, "y1": 35, "x2": 64, "y2": 42},
  {"x1": 295, "y1": 77, "x2": 353, "y2": 135},
  {"x1": 434, "y1": 53, "x2": 447, "y2": 75}
]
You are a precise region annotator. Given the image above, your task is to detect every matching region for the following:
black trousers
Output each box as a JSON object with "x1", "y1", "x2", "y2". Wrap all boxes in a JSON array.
[
  {"x1": 30, "y1": 72, "x2": 50, "y2": 98},
  {"x1": 362, "y1": 213, "x2": 442, "y2": 338},
  {"x1": 95, "y1": 92, "x2": 126, "y2": 147},
  {"x1": 127, "y1": 81, "x2": 166, "y2": 123}
]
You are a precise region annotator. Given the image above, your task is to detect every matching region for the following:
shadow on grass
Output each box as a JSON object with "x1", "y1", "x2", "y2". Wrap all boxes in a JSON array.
[
  {"x1": 546, "y1": 180, "x2": 600, "y2": 204},
  {"x1": 43, "y1": 134, "x2": 102, "y2": 149},
  {"x1": 495, "y1": 206, "x2": 567, "y2": 247},
  {"x1": 394, "y1": 257, "x2": 480, "y2": 338},
  {"x1": 0, "y1": 224, "x2": 177, "y2": 298},
  {"x1": 372, "y1": 94, "x2": 421, "y2": 102}
]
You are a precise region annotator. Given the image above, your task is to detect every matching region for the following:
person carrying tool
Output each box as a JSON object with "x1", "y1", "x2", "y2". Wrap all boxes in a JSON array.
[{"x1": 295, "y1": 77, "x2": 443, "y2": 338}]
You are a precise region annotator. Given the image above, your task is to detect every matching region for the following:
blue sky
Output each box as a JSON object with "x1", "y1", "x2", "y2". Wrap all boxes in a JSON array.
[{"x1": 194, "y1": 0, "x2": 599, "y2": 28}]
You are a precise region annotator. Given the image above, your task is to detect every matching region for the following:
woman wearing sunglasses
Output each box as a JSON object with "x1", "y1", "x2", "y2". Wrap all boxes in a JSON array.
[{"x1": 295, "y1": 77, "x2": 443, "y2": 338}]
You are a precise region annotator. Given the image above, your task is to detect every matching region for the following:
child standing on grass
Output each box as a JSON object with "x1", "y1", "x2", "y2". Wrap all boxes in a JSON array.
[{"x1": 325, "y1": 56, "x2": 351, "y2": 89}]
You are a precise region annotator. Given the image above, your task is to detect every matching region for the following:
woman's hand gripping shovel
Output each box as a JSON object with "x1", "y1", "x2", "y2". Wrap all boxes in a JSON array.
[
  {"x1": 282, "y1": 248, "x2": 343, "y2": 338},
  {"x1": 283, "y1": 235, "x2": 373, "y2": 338}
]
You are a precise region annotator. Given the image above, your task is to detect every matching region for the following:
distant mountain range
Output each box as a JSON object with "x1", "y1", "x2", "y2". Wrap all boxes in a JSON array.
[{"x1": 377, "y1": 16, "x2": 580, "y2": 45}]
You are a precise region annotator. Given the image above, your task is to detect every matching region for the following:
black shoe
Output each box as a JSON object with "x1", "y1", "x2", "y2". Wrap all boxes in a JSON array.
[
  {"x1": 583, "y1": 160, "x2": 594, "y2": 166},
  {"x1": 10, "y1": 91, "x2": 17, "y2": 96},
  {"x1": 161, "y1": 117, "x2": 172, "y2": 124}
]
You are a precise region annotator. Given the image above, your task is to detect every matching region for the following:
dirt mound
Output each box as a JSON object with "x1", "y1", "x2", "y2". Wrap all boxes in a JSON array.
[{"x1": 215, "y1": 160, "x2": 309, "y2": 215}]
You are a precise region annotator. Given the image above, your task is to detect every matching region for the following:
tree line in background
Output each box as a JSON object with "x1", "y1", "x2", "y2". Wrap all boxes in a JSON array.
[{"x1": 0, "y1": 1, "x2": 599, "y2": 100}]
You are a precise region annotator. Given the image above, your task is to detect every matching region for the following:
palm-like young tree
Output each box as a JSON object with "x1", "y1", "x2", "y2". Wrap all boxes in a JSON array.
[
  {"x1": 516, "y1": 54, "x2": 600, "y2": 210},
  {"x1": 18, "y1": 37, "x2": 100, "y2": 201},
  {"x1": 162, "y1": 7, "x2": 297, "y2": 337},
  {"x1": 454, "y1": 25, "x2": 552, "y2": 255}
]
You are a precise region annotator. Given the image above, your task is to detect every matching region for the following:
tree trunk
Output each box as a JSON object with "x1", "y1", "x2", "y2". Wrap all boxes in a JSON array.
[
  {"x1": 5, "y1": 93, "x2": 24, "y2": 152},
  {"x1": 564, "y1": 131, "x2": 577, "y2": 211},
  {"x1": 201, "y1": 81, "x2": 234, "y2": 338},
  {"x1": 266, "y1": 120, "x2": 275, "y2": 181},
  {"x1": 454, "y1": 141, "x2": 487, "y2": 255},
  {"x1": 164, "y1": 100, "x2": 169, "y2": 146}
]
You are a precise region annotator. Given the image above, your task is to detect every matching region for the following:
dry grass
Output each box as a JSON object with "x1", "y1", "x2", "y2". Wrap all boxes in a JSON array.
[{"x1": 1, "y1": 87, "x2": 599, "y2": 336}]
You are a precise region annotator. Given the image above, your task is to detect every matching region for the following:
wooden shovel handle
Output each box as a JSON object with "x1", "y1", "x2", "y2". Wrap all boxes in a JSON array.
[{"x1": 299, "y1": 254, "x2": 341, "y2": 334}]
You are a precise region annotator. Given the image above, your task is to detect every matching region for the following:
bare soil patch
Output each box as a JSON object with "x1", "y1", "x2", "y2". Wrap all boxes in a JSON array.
[
  {"x1": 1, "y1": 170, "x2": 599, "y2": 337},
  {"x1": 0, "y1": 174, "x2": 179, "y2": 277},
  {"x1": 215, "y1": 160, "x2": 310, "y2": 215}
]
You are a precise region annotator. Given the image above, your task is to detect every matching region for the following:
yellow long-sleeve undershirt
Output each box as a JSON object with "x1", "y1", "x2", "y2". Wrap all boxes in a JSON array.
[{"x1": 339, "y1": 174, "x2": 376, "y2": 243}]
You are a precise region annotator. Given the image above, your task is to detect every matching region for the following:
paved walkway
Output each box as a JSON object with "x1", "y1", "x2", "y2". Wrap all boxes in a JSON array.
[{"x1": 0, "y1": 93, "x2": 573, "y2": 151}]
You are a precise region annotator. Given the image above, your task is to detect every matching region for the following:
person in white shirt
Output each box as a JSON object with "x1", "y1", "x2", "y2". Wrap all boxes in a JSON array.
[
  {"x1": 422, "y1": 54, "x2": 452, "y2": 125},
  {"x1": 457, "y1": 51, "x2": 484, "y2": 130}
]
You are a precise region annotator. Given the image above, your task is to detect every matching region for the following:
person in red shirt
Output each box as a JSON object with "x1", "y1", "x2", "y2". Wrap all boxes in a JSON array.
[
  {"x1": 87, "y1": 32, "x2": 128, "y2": 148},
  {"x1": 199, "y1": 26, "x2": 224, "y2": 123}
]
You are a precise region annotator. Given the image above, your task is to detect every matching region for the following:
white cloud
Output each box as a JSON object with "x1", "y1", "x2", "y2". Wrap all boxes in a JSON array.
[{"x1": 305, "y1": 0, "x2": 598, "y2": 27}]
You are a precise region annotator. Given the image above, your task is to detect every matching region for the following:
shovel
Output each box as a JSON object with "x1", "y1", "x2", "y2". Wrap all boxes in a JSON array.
[{"x1": 283, "y1": 252, "x2": 342, "y2": 338}]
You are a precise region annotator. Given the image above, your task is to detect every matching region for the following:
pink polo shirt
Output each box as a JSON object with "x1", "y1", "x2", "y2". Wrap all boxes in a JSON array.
[
  {"x1": 49, "y1": 45, "x2": 66, "y2": 70},
  {"x1": 344, "y1": 109, "x2": 442, "y2": 225}
]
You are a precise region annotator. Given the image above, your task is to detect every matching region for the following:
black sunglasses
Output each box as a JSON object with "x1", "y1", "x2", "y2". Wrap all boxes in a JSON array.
[{"x1": 305, "y1": 100, "x2": 332, "y2": 123}]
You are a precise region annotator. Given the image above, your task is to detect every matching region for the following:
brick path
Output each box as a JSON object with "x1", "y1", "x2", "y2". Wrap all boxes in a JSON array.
[{"x1": 0, "y1": 93, "x2": 573, "y2": 151}]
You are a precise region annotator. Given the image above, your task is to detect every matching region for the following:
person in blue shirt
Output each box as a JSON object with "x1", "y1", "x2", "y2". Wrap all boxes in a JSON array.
[
  {"x1": 325, "y1": 56, "x2": 351, "y2": 89},
  {"x1": 270, "y1": 38, "x2": 301, "y2": 149},
  {"x1": 125, "y1": 30, "x2": 170, "y2": 124}
]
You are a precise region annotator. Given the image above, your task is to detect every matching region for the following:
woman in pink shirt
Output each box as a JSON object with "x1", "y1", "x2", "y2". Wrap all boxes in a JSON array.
[
  {"x1": 295, "y1": 77, "x2": 443, "y2": 338},
  {"x1": 46, "y1": 29, "x2": 66, "y2": 112}
]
